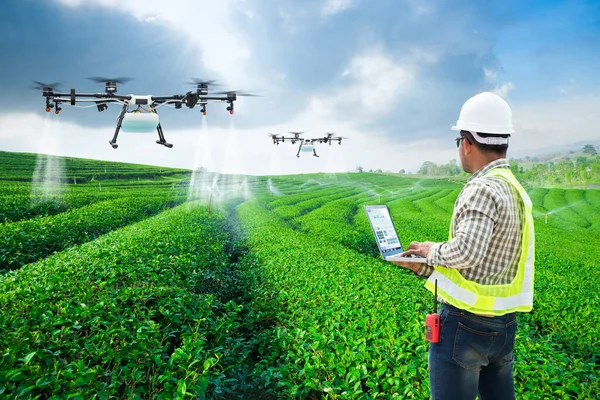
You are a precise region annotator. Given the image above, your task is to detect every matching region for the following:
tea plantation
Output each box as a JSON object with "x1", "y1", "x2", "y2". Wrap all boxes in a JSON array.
[{"x1": 0, "y1": 151, "x2": 598, "y2": 399}]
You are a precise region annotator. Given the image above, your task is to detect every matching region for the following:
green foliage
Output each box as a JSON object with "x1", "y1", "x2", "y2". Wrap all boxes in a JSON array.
[
  {"x1": 414, "y1": 152, "x2": 600, "y2": 187},
  {"x1": 0, "y1": 152, "x2": 598, "y2": 398},
  {"x1": 583, "y1": 144, "x2": 597, "y2": 156},
  {"x1": 418, "y1": 159, "x2": 462, "y2": 176},
  {"x1": 0, "y1": 150, "x2": 190, "y2": 183},
  {"x1": 0, "y1": 197, "x2": 183, "y2": 273},
  {"x1": 0, "y1": 205, "x2": 249, "y2": 398}
]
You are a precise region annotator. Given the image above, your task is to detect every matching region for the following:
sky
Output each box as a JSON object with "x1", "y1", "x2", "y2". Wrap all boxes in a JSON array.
[{"x1": 1, "y1": 0, "x2": 599, "y2": 175}]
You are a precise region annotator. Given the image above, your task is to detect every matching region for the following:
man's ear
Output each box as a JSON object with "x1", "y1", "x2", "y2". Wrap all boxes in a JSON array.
[{"x1": 463, "y1": 138, "x2": 473, "y2": 155}]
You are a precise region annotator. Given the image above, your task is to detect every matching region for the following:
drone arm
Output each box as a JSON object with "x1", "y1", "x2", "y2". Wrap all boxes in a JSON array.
[
  {"x1": 51, "y1": 92, "x2": 130, "y2": 100},
  {"x1": 52, "y1": 97, "x2": 123, "y2": 103},
  {"x1": 109, "y1": 103, "x2": 129, "y2": 149},
  {"x1": 151, "y1": 95, "x2": 183, "y2": 102},
  {"x1": 205, "y1": 96, "x2": 232, "y2": 101}
]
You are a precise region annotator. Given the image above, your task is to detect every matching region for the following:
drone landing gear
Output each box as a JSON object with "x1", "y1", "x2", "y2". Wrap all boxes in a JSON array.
[
  {"x1": 313, "y1": 149, "x2": 320, "y2": 158},
  {"x1": 109, "y1": 105, "x2": 172, "y2": 149},
  {"x1": 109, "y1": 103, "x2": 129, "y2": 149},
  {"x1": 155, "y1": 123, "x2": 173, "y2": 148}
]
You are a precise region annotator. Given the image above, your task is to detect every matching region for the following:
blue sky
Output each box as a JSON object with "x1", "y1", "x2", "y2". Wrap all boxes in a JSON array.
[{"x1": 1, "y1": 0, "x2": 599, "y2": 175}]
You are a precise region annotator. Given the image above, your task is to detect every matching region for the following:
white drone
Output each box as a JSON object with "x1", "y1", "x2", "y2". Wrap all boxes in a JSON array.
[
  {"x1": 269, "y1": 131, "x2": 348, "y2": 157},
  {"x1": 34, "y1": 77, "x2": 258, "y2": 148}
]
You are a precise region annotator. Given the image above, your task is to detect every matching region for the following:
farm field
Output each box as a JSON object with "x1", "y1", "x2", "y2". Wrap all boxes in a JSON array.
[{"x1": 0, "y1": 150, "x2": 599, "y2": 399}]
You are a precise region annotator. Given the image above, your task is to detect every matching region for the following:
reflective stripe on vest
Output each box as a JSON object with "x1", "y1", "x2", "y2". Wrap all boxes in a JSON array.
[{"x1": 424, "y1": 168, "x2": 535, "y2": 316}]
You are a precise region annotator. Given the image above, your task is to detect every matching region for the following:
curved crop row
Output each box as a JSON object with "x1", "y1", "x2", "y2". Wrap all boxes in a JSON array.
[
  {"x1": 563, "y1": 189, "x2": 600, "y2": 232},
  {"x1": 0, "y1": 191, "x2": 120, "y2": 223},
  {"x1": 518, "y1": 222, "x2": 600, "y2": 362},
  {"x1": 270, "y1": 188, "x2": 359, "y2": 222},
  {"x1": 239, "y1": 201, "x2": 431, "y2": 398},
  {"x1": 542, "y1": 189, "x2": 591, "y2": 229},
  {"x1": 237, "y1": 200, "x2": 598, "y2": 399},
  {"x1": 266, "y1": 185, "x2": 345, "y2": 209},
  {"x1": 0, "y1": 204, "x2": 244, "y2": 398},
  {"x1": 0, "y1": 196, "x2": 183, "y2": 272}
]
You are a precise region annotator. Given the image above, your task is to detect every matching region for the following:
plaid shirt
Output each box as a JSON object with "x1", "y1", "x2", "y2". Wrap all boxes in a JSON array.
[{"x1": 418, "y1": 159, "x2": 524, "y2": 285}]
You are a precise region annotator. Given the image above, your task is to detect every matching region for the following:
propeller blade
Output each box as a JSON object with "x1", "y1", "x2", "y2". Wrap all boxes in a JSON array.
[
  {"x1": 187, "y1": 78, "x2": 221, "y2": 86},
  {"x1": 214, "y1": 90, "x2": 261, "y2": 97},
  {"x1": 87, "y1": 76, "x2": 133, "y2": 84},
  {"x1": 31, "y1": 81, "x2": 62, "y2": 90}
]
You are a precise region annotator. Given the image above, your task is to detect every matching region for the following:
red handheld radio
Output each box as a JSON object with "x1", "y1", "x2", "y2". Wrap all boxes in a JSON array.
[{"x1": 425, "y1": 279, "x2": 440, "y2": 343}]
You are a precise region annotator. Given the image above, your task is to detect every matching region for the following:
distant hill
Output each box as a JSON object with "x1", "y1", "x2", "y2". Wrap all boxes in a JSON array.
[
  {"x1": 510, "y1": 140, "x2": 600, "y2": 163},
  {"x1": 0, "y1": 150, "x2": 191, "y2": 183}
]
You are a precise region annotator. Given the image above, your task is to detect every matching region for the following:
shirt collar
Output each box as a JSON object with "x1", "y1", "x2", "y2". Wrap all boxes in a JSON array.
[{"x1": 468, "y1": 158, "x2": 510, "y2": 182}]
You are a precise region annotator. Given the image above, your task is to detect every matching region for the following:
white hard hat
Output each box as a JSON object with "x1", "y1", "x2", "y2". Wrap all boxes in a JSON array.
[{"x1": 451, "y1": 91, "x2": 514, "y2": 135}]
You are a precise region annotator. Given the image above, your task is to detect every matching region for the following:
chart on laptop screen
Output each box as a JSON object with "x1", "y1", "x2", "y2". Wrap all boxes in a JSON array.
[{"x1": 366, "y1": 206, "x2": 402, "y2": 253}]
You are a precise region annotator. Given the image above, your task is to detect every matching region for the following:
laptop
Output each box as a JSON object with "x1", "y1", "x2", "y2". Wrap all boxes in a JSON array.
[{"x1": 364, "y1": 204, "x2": 427, "y2": 263}]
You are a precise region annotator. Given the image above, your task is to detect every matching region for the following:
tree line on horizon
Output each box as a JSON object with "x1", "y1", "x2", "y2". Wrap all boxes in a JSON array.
[{"x1": 357, "y1": 145, "x2": 600, "y2": 187}]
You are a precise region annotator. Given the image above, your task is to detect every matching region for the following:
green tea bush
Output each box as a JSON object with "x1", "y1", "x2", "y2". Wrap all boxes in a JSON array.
[
  {"x1": 0, "y1": 197, "x2": 183, "y2": 273},
  {"x1": 0, "y1": 204, "x2": 246, "y2": 398}
]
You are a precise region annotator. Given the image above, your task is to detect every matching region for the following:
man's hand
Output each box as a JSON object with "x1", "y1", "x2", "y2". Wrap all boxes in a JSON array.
[
  {"x1": 402, "y1": 241, "x2": 434, "y2": 258},
  {"x1": 388, "y1": 241, "x2": 435, "y2": 273}
]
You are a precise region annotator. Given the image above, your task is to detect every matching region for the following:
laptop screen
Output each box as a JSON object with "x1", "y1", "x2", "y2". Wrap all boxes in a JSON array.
[{"x1": 364, "y1": 204, "x2": 403, "y2": 256}]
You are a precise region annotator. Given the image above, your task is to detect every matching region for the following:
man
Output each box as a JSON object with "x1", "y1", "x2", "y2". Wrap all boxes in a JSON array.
[{"x1": 392, "y1": 91, "x2": 535, "y2": 400}]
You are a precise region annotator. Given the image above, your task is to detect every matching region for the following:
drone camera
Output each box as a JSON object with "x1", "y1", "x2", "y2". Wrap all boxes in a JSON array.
[{"x1": 97, "y1": 103, "x2": 108, "y2": 112}]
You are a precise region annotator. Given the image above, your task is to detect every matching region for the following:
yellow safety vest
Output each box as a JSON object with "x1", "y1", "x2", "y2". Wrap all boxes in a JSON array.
[{"x1": 424, "y1": 168, "x2": 535, "y2": 316}]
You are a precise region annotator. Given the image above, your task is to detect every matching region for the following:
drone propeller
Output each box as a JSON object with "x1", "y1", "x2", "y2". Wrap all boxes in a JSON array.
[
  {"x1": 87, "y1": 76, "x2": 133, "y2": 84},
  {"x1": 31, "y1": 81, "x2": 62, "y2": 91},
  {"x1": 214, "y1": 90, "x2": 260, "y2": 97},
  {"x1": 324, "y1": 133, "x2": 349, "y2": 140},
  {"x1": 186, "y1": 78, "x2": 221, "y2": 87},
  {"x1": 289, "y1": 131, "x2": 304, "y2": 135},
  {"x1": 87, "y1": 77, "x2": 132, "y2": 93}
]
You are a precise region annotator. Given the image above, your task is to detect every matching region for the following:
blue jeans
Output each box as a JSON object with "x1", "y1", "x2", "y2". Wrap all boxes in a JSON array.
[{"x1": 429, "y1": 303, "x2": 518, "y2": 400}]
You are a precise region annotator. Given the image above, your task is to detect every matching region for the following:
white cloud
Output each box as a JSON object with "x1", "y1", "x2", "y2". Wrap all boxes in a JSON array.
[
  {"x1": 321, "y1": 0, "x2": 352, "y2": 16},
  {"x1": 556, "y1": 79, "x2": 578, "y2": 96},
  {"x1": 287, "y1": 46, "x2": 419, "y2": 127},
  {"x1": 513, "y1": 94, "x2": 600, "y2": 154},
  {"x1": 341, "y1": 49, "x2": 415, "y2": 111},
  {"x1": 405, "y1": 0, "x2": 436, "y2": 17},
  {"x1": 484, "y1": 67, "x2": 497, "y2": 82},
  {"x1": 32, "y1": 0, "x2": 600, "y2": 176},
  {"x1": 492, "y1": 82, "x2": 515, "y2": 99},
  {"x1": 53, "y1": 0, "x2": 254, "y2": 88}
]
